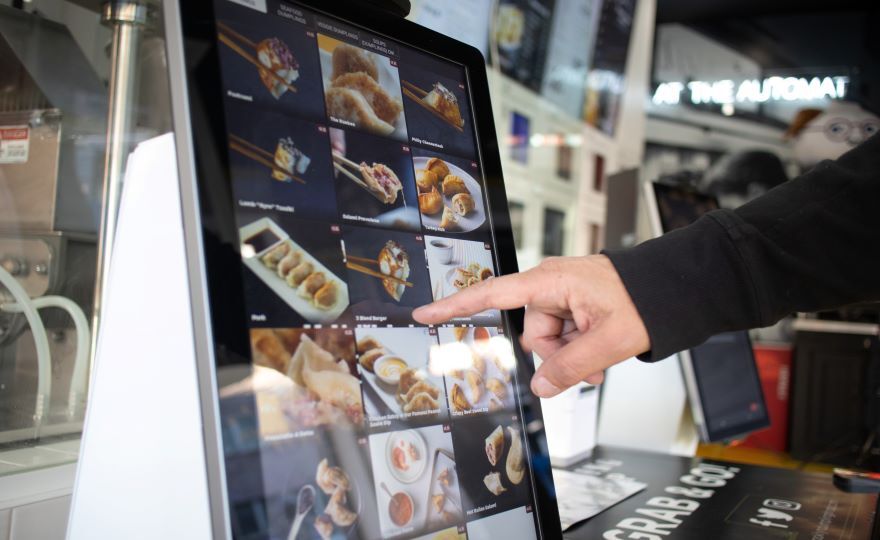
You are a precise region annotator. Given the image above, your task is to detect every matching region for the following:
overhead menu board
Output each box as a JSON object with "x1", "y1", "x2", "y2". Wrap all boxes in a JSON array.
[
  {"x1": 408, "y1": 0, "x2": 494, "y2": 59},
  {"x1": 491, "y1": 0, "x2": 557, "y2": 92},
  {"x1": 539, "y1": 0, "x2": 601, "y2": 120},
  {"x1": 583, "y1": 0, "x2": 638, "y2": 135}
]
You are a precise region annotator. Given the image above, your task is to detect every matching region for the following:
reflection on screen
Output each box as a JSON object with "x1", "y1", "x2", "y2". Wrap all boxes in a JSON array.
[{"x1": 212, "y1": 1, "x2": 540, "y2": 538}]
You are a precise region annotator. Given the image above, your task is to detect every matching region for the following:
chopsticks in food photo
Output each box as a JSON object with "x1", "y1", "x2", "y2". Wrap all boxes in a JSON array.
[
  {"x1": 332, "y1": 151, "x2": 403, "y2": 205},
  {"x1": 402, "y1": 80, "x2": 465, "y2": 132},
  {"x1": 217, "y1": 22, "x2": 299, "y2": 98},
  {"x1": 229, "y1": 133, "x2": 307, "y2": 185}
]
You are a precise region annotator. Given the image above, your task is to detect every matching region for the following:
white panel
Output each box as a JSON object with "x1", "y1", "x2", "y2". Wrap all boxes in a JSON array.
[
  {"x1": 10, "y1": 496, "x2": 69, "y2": 540},
  {"x1": 0, "y1": 508, "x2": 9, "y2": 540},
  {"x1": 597, "y1": 356, "x2": 698, "y2": 455},
  {"x1": 68, "y1": 135, "x2": 212, "y2": 539}
]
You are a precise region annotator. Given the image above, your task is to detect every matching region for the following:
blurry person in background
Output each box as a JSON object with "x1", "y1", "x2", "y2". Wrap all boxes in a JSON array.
[
  {"x1": 702, "y1": 150, "x2": 788, "y2": 209},
  {"x1": 787, "y1": 101, "x2": 879, "y2": 169}
]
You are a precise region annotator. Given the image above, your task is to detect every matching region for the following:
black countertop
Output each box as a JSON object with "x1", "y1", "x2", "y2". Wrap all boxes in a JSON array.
[{"x1": 561, "y1": 446, "x2": 878, "y2": 539}]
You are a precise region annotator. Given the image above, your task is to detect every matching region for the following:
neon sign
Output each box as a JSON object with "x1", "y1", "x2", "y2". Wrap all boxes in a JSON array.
[{"x1": 652, "y1": 76, "x2": 849, "y2": 106}]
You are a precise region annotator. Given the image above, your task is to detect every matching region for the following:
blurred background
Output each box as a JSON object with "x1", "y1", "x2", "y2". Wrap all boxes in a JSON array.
[{"x1": 0, "y1": 0, "x2": 877, "y2": 537}]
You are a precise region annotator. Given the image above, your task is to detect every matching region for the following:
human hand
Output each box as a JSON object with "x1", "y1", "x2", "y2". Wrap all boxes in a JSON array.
[{"x1": 412, "y1": 255, "x2": 651, "y2": 398}]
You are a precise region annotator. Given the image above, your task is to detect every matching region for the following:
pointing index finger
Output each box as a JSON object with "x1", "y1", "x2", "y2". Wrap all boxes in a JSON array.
[{"x1": 412, "y1": 271, "x2": 535, "y2": 324}]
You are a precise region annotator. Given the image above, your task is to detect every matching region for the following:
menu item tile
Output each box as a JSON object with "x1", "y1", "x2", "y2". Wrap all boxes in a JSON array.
[
  {"x1": 330, "y1": 128, "x2": 421, "y2": 232},
  {"x1": 435, "y1": 327, "x2": 516, "y2": 416},
  {"x1": 399, "y1": 48, "x2": 477, "y2": 160},
  {"x1": 241, "y1": 328, "x2": 363, "y2": 434},
  {"x1": 356, "y1": 328, "x2": 449, "y2": 430},
  {"x1": 369, "y1": 425, "x2": 464, "y2": 538},
  {"x1": 343, "y1": 226, "x2": 433, "y2": 326},
  {"x1": 425, "y1": 237, "x2": 500, "y2": 325},
  {"x1": 239, "y1": 214, "x2": 350, "y2": 326},
  {"x1": 413, "y1": 149, "x2": 486, "y2": 235},
  {"x1": 225, "y1": 105, "x2": 339, "y2": 222},
  {"x1": 318, "y1": 34, "x2": 408, "y2": 141},
  {"x1": 451, "y1": 414, "x2": 532, "y2": 521},
  {"x1": 223, "y1": 427, "x2": 380, "y2": 540},
  {"x1": 466, "y1": 507, "x2": 537, "y2": 539},
  {"x1": 216, "y1": 3, "x2": 325, "y2": 122}
]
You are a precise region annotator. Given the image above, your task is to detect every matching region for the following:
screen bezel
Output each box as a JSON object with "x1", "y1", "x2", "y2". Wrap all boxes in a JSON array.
[{"x1": 164, "y1": 1, "x2": 562, "y2": 538}]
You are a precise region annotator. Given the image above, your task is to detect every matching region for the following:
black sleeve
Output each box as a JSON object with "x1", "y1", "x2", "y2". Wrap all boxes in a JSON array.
[{"x1": 604, "y1": 134, "x2": 880, "y2": 361}]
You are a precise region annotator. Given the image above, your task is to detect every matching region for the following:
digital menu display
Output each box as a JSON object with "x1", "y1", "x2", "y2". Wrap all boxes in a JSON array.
[{"x1": 213, "y1": 1, "x2": 542, "y2": 539}]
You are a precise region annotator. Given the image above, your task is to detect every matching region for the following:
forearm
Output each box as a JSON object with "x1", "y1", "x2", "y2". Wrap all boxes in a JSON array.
[{"x1": 605, "y1": 134, "x2": 880, "y2": 361}]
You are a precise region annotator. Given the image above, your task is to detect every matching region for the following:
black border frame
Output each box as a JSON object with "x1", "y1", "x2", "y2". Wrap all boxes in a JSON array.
[{"x1": 169, "y1": 0, "x2": 562, "y2": 538}]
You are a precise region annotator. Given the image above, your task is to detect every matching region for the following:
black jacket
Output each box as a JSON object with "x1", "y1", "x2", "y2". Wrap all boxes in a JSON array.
[{"x1": 605, "y1": 134, "x2": 880, "y2": 361}]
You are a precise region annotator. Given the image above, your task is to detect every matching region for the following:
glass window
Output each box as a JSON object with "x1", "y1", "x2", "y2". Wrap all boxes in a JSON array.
[
  {"x1": 509, "y1": 201, "x2": 525, "y2": 249},
  {"x1": 0, "y1": 0, "x2": 169, "y2": 481},
  {"x1": 542, "y1": 208, "x2": 566, "y2": 257}
]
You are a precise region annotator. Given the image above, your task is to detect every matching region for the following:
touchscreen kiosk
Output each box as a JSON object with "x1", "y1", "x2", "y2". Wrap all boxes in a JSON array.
[
  {"x1": 644, "y1": 182, "x2": 770, "y2": 442},
  {"x1": 165, "y1": 1, "x2": 561, "y2": 538}
]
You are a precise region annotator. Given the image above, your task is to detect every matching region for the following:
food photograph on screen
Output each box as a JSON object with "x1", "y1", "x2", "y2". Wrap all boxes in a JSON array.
[
  {"x1": 215, "y1": 1, "x2": 326, "y2": 122},
  {"x1": 239, "y1": 212, "x2": 351, "y2": 327},
  {"x1": 411, "y1": 148, "x2": 486, "y2": 235},
  {"x1": 228, "y1": 427, "x2": 382, "y2": 540},
  {"x1": 238, "y1": 328, "x2": 364, "y2": 436},
  {"x1": 225, "y1": 104, "x2": 339, "y2": 223},
  {"x1": 329, "y1": 127, "x2": 421, "y2": 232},
  {"x1": 424, "y1": 236, "x2": 500, "y2": 326},
  {"x1": 368, "y1": 424, "x2": 465, "y2": 538},
  {"x1": 434, "y1": 327, "x2": 516, "y2": 417},
  {"x1": 342, "y1": 226, "x2": 433, "y2": 326},
  {"x1": 451, "y1": 413, "x2": 532, "y2": 524},
  {"x1": 317, "y1": 32, "x2": 408, "y2": 142},
  {"x1": 356, "y1": 327, "x2": 449, "y2": 430},
  {"x1": 398, "y1": 47, "x2": 477, "y2": 160}
]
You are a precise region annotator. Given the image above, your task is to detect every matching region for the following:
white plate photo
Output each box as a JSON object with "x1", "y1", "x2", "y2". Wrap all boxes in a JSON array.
[
  {"x1": 414, "y1": 156, "x2": 486, "y2": 233},
  {"x1": 240, "y1": 217, "x2": 349, "y2": 323},
  {"x1": 385, "y1": 429, "x2": 428, "y2": 484}
]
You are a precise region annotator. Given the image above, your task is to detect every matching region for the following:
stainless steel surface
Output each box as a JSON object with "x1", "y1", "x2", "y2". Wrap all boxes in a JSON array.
[
  {"x1": 0, "y1": 6, "x2": 109, "y2": 234},
  {"x1": 0, "y1": 236, "x2": 52, "y2": 298},
  {"x1": 90, "y1": 0, "x2": 148, "y2": 366},
  {"x1": 0, "y1": 110, "x2": 62, "y2": 232},
  {"x1": 164, "y1": 0, "x2": 232, "y2": 536},
  {"x1": 792, "y1": 318, "x2": 880, "y2": 336}
]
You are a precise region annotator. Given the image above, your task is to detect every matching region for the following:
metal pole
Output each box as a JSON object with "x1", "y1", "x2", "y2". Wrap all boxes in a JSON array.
[{"x1": 89, "y1": 1, "x2": 148, "y2": 377}]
